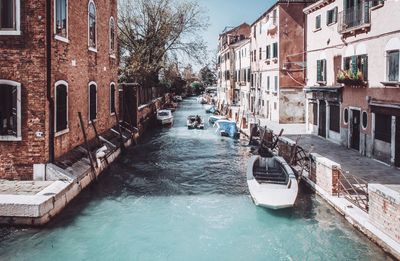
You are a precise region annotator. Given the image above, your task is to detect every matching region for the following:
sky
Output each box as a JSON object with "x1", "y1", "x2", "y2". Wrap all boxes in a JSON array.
[{"x1": 190, "y1": 0, "x2": 276, "y2": 71}]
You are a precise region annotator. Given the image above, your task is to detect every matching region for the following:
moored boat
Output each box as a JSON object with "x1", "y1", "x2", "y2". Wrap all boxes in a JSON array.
[
  {"x1": 246, "y1": 155, "x2": 298, "y2": 209},
  {"x1": 209, "y1": 115, "x2": 227, "y2": 125},
  {"x1": 173, "y1": 95, "x2": 183, "y2": 102},
  {"x1": 187, "y1": 115, "x2": 205, "y2": 129},
  {"x1": 162, "y1": 102, "x2": 178, "y2": 112},
  {"x1": 157, "y1": 110, "x2": 174, "y2": 126},
  {"x1": 214, "y1": 120, "x2": 240, "y2": 139}
]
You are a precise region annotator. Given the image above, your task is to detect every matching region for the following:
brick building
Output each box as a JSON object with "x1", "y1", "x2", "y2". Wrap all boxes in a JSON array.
[
  {"x1": 249, "y1": 0, "x2": 311, "y2": 124},
  {"x1": 0, "y1": 0, "x2": 119, "y2": 179},
  {"x1": 304, "y1": 0, "x2": 400, "y2": 167}
]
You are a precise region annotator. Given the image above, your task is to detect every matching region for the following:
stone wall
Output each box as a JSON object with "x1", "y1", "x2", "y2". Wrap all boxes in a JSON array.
[{"x1": 369, "y1": 184, "x2": 400, "y2": 244}]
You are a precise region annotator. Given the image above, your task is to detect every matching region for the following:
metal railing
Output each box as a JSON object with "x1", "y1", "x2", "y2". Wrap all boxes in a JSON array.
[
  {"x1": 338, "y1": 5, "x2": 370, "y2": 33},
  {"x1": 338, "y1": 170, "x2": 369, "y2": 212}
]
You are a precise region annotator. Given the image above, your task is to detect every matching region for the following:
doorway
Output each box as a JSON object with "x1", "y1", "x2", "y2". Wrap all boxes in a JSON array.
[
  {"x1": 318, "y1": 100, "x2": 326, "y2": 138},
  {"x1": 396, "y1": 116, "x2": 400, "y2": 167},
  {"x1": 350, "y1": 109, "x2": 360, "y2": 151}
]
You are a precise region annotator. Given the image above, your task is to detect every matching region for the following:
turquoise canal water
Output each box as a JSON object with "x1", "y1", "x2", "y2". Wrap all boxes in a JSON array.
[{"x1": 0, "y1": 98, "x2": 391, "y2": 260}]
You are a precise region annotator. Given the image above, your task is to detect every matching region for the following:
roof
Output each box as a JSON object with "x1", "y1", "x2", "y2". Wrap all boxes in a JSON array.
[
  {"x1": 230, "y1": 38, "x2": 250, "y2": 48},
  {"x1": 219, "y1": 23, "x2": 250, "y2": 37},
  {"x1": 303, "y1": 0, "x2": 335, "y2": 14}
]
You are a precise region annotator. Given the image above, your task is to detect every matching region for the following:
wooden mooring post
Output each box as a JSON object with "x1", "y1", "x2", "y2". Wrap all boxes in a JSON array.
[{"x1": 78, "y1": 112, "x2": 97, "y2": 176}]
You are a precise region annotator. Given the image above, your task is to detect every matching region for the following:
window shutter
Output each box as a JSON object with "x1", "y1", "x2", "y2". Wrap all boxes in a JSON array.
[
  {"x1": 351, "y1": 56, "x2": 358, "y2": 76},
  {"x1": 333, "y1": 7, "x2": 338, "y2": 23},
  {"x1": 11, "y1": 85, "x2": 18, "y2": 136},
  {"x1": 326, "y1": 10, "x2": 330, "y2": 25},
  {"x1": 362, "y1": 55, "x2": 368, "y2": 81},
  {"x1": 317, "y1": 60, "x2": 322, "y2": 81},
  {"x1": 323, "y1": 60, "x2": 327, "y2": 82}
]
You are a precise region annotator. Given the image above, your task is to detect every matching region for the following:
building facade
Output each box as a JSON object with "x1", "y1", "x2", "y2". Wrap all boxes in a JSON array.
[
  {"x1": 304, "y1": 0, "x2": 400, "y2": 167},
  {"x1": 233, "y1": 39, "x2": 251, "y2": 111},
  {"x1": 249, "y1": 1, "x2": 308, "y2": 124},
  {"x1": 0, "y1": 0, "x2": 119, "y2": 179},
  {"x1": 217, "y1": 23, "x2": 250, "y2": 105}
]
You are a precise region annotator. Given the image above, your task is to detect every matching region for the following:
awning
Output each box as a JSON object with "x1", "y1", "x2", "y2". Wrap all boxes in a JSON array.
[{"x1": 370, "y1": 99, "x2": 400, "y2": 116}]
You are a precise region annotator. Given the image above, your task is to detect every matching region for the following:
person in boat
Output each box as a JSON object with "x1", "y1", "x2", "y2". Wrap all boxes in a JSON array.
[{"x1": 195, "y1": 115, "x2": 201, "y2": 126}]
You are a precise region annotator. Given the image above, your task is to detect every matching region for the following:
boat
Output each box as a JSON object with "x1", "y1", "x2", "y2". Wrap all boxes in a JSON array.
[
  {"x1": 214, "y1": 120, "x2": 240, "y2": 139},
  {"x1": 187, "y1": 115, "x2": 204, "y2": 129},
  {"x1": 157, "y1": 110, "x2": 174, "y2": 126},
  {"x1": 205, "y1": 105, "x2": 218, "y2": 114},
  {"x1": 247, "y1": 155, "x2": 298, "y2": 209},
  {"x1": 162, "y1": 102, "x2": 177, "y2": 112},
  {"x1": 208, "y1": 115, "x2": 227, "y2": 125},
  {"x1": 173, "y1": 95, "x2": 183, "y2": 102}
]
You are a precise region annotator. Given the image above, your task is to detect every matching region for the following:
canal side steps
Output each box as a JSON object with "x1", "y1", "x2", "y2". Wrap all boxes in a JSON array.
[{"x1": 0, "y1": 127, "x2": 135, "y2": 226}]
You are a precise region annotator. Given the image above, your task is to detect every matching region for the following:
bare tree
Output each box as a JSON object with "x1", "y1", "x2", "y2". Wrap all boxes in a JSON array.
[{"x1": 118, "y1": 0, "x2": 209, "y2": 88}]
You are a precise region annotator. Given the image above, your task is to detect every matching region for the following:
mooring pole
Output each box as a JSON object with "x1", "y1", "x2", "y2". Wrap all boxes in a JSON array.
[{"x1": 78, "y1": 112, "x2": 96, "y2": 175}]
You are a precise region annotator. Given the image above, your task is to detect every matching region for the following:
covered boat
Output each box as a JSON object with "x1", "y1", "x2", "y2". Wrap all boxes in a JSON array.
[
  {"x1": 205, "y1": 105, "x2": 218, "y2": 114},
  {"x1": 209, "y1": 115, "x2": 227, "y2": 125},
  {"x1": 162, "y1": 102, "x2": 177, "y2": 112},
  {"x1": 247, "y1": 155, "x2": 298, "y2": 209},
  {"x1": 214, "y1": 120, "x2": 240, "y2": 139},
  {"x1": 187, "y1": 115, "x2": 204, "y2": 129},
  {"x1": 157, "y1": 110, "x2": 174, "y2": 126}
]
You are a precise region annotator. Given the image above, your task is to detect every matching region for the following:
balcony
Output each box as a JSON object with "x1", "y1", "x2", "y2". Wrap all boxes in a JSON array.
[{"x1": 338, "y1": 5, "x2": 370, "y2": 34}]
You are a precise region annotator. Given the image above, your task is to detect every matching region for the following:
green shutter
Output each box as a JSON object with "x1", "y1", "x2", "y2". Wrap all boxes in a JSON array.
[{"x1": 351, "y1": 56, "x2": 357, "y2": 76}]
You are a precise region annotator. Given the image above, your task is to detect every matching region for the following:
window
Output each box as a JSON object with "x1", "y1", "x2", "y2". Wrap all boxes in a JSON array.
[
  {"x1": 344, "y1": 55, "x2": 368, "y2": 81},
  {"x1": 313, "y1": 103, "x2": 318, "y2": 125},
  {"x1": 326, "y1": 7, "x2": 338, "y2": 25},
  {"x1": 274, "y1": 76, "x2": 278, "y2": 92},
  {"x1": 55, "y1": 0, "x2": 68, "y2": 39},
  {"x1": 259, "y1": 47, "x2": 262, "y2": 60},
  {"x1": 267, "y1": 76, "x2": 270, "y2": 91},
  {"x1": 89, "y1": 82, "x2": 97, "y2": 122},
  {"x1": 272, "y1": 43, "x2": 278, "y2": 58},
  {"x1": 317, "y1": 59, "x2": 327, "y2": 83},
  {"x1": 109, "y1": 17, "x2": 116, "y2": 55},
  {"x1": 110, "y1": 83, "x2": 116, "y2": 114},
  {"x1": 88, "y1": 1, "x2": 97, "y2": 50},
  {"x1": 329, "y1": 104, "x2": 340, "y2": 132},
  {"x1": 0, "y1": 80, "x2": 21, "y2": 140},
  {"x1": 254, "y1": 50, "x2": 256, "y2": 62},
  {"x1": 266, "y1": 45, "x2": 271, "y2": 60},
  {"x1": 362, "y1": 111, "x2": 368, "y2": 130},
  {"x1": 272, "y1": 9, "x2": 277, "y2": 25},
  {"x1": 343, "y1": 108, "x2": 349, "y2": 124},
  {"x1": 387, "y1": 50, "x2": 399, "y2": 82},
  {"x1": 315, "y1": 15, "x2": 321, "y2": 30},
  {"x1": 375, "y1": 113, "x2": 392, "y2": 143},
  {"x1": 253, "y1": 25, "x2": 256, "y2": 38},
  {"x1": 247, "y1": 69, "x2": 251, "y2": 82},
  {"x1": 55, "y1": 81, "x2": 68, "y2": 133},
  {"x1": 0, "y1": 0, "x2": 20, "y2": 34}
]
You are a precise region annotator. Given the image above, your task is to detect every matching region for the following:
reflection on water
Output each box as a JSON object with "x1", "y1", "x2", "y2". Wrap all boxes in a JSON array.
[{"x1": 0, "y1": 98, "x2": 392, "y2": 261}]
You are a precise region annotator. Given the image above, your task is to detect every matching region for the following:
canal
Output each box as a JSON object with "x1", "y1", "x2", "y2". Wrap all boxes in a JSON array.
[{"x1": 0, "y1": 98, "x2": 391, "y2": 260}]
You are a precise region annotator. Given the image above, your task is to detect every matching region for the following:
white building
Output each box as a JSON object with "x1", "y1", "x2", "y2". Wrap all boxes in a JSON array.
[
  {"x1": 233, "y1": 39, "x2": 251, "y2": 111},
  {"x1": 304, "y1": 0, "x2": 400, "y2": 166}
]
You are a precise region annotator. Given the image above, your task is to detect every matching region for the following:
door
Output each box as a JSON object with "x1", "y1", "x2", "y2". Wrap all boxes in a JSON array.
[
  {"x1": 396, "y1": 116, "x2": 400, "y2": 167},
  {"x1": 351, "y1": 110, "x2": 360, "y2": 151},
  {"x1": 318, "y1": 100, "x2": 326, "y2": 138}
]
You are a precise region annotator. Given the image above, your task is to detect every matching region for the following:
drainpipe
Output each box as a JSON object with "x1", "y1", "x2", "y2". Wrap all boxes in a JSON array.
[{"x1": 46, "y1": 0, "x2": 55, "y2": 163}]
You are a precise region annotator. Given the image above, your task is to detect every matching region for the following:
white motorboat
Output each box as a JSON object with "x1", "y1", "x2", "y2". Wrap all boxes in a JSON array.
[
  {"x1": 247, "y1": 155, "x2": 298, "y2": 209},
  {"x1": 157, "y1": 110, "x2": 174, "y2": 126}
]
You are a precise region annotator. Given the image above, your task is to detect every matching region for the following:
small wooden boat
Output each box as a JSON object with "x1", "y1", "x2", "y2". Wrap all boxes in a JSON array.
[
  {"x1": 157, "y1": 110, "x2": 174, "y2": 126},
  {"x1": 187, "y1": 115, "x2": 204, "y2": 129},
  {"x1": 214, "y1": 120, "x2": 240, "y2": 139},
  {"x1": 208, "y1": 115, "x2": 227, "y2": 125},
  {"x1": 247, "y1": 155, "x2": 298, "y2": 209}
]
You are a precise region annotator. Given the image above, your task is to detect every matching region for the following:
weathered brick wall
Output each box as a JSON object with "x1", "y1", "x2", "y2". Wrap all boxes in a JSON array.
[
  {"x1": 309, "y1": 153, "x2": 341, "y2": 196},
  {"x1": 0, "y1": 1, "x2": 47, "y2": 180},
  {"x1": 52, "y1": 0, "x2": 119, "y2": 159},
  {"x1": 369, "y1": 184, "x2": 400, "y2": 244}
]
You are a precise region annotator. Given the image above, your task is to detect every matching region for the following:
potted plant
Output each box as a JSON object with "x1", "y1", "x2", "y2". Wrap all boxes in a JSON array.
[{"x1": 336, "y1": 69, "x2": 366, "y2": 86}]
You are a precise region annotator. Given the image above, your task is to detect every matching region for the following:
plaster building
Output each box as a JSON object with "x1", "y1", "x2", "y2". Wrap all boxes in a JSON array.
[
  {"x1": 304, "y1": 0, "x2": 400, "y2": 167},
  {"x1": 233, "y1": 39, "x2": 251, "y2": 111},
  {"x1": 217, "y1": 23, "x2": 250, "y2": 105},
  {"x1": 249, "y1": 1, "x2": 309, "y2": 124},
  {"x1": 0, "y1": 0, "x2": 119, "y2": 179}
]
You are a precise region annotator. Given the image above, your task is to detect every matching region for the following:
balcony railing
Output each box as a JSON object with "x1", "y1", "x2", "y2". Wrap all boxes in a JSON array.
[{"x1": 338, "y1": 4, "x2": 370, "y2": 34}]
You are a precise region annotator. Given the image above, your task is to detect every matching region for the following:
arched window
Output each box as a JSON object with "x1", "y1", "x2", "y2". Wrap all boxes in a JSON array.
[
  {"x1": 0, "y1": 80, "x2": 21, "y2": 140},
  {"x1": 110, "y1": 82, "x2": 116, "y2": 114},
  {"x1": 88, "y1": 82, "x2": 97, "y2": 122},
  {"x1": 88, "y1": 1, "x2": 97, "y2": 50},
  {"x1": 55, "y1": 81, "x2": 68, "y2": 133},
  {"x1": 109, "y1": 17, "x2": 115, "y2": 55},
  {"x1": 0, "y1": 0, "x2": 21, "y2": 35},
  {"x1": 55, "y1": 0, "x2": 68, "y2": 39}
]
